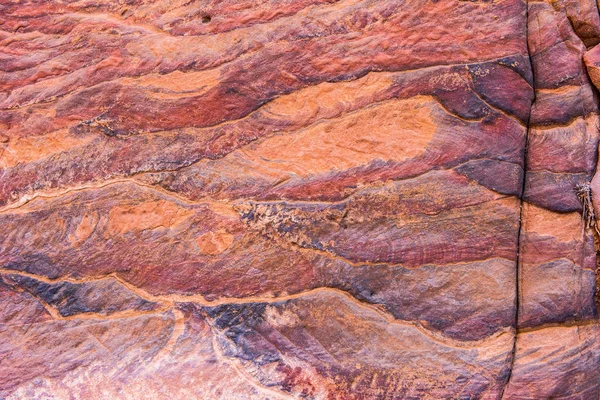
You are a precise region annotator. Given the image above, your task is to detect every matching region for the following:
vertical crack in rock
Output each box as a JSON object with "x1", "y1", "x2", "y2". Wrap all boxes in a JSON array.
[
  {"x1": 502, "y1": 0, "x2": 600, "y2": 397},
  {"x1": 500, "y1": 3, "x2": 535, "y2": 398},
  {"x1": 4, "y1": 1, "x2": 600, "y2": 397}
]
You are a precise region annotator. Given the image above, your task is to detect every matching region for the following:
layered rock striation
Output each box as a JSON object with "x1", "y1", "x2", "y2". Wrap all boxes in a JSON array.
[{"x1": 1, "y1": 0, "x2": 599, "y2": 398}]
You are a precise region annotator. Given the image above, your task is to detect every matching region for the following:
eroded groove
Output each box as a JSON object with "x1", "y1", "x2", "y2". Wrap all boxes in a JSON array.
[
  {"x1": 0, "y1": 268, "x2": 511, "y2": 346},
  {"x1": 0, "y1": 153, "x2": 518, "y2": 216},
  {"x1": 0, "y1": 177, "x2": 207, "y2": 214}
]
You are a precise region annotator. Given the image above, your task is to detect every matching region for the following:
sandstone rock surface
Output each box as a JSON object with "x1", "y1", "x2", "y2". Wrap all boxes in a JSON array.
[{"x1": 1, "y1": 0, "x2": 599, "y2": 398}]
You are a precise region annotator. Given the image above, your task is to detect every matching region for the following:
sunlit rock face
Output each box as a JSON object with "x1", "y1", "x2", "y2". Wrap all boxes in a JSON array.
[{"x1": 1, "y1": 0, "x2": 599, "y2": 398}]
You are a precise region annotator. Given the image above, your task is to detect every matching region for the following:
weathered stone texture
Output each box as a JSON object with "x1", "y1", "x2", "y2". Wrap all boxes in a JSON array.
[{"x1": 1, "y1": 0, "x2": 599, "y2": 398}]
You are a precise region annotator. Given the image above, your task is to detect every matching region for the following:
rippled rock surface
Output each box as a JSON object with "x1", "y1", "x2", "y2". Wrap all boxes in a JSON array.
[{"x1": 1, "y1": 0, "x2": 599, "y2": 398}]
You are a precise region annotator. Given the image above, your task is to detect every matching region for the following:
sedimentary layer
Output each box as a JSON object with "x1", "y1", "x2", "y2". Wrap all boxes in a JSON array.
[{"x1": 1, "y1": 0, "x2": 599, "y2": 398}]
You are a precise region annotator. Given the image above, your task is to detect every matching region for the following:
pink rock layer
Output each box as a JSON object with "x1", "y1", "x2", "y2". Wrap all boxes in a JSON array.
[{"x1": 0, "y1": 0, "x2": 599, "y2": 398}]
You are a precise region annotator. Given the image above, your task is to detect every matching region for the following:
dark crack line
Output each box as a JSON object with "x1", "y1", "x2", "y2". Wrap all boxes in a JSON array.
[{"x1": 499, "y1": 4, "x2": 535, "y2": 399}]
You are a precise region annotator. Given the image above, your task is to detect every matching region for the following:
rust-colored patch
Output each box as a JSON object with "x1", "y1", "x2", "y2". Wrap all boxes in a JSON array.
[
  {"x1": 522, "y1": 203, "x2": 582, "y2": 243},
  {"x1": 236, "y1": 96, "x2": 438, "y2": 178},
  {"x1": 69, "y1": 212, "x2": 99, "y2": 244},
  {"x1": 107, "y1": 201, "x2": 194, "y2": 235},
  {"x1": 196, "y1": 229, "x2": 235, "y2": 255},
  {"x1": 120, "y1": 68, "x2": 221, "y2": 100},
  {"x1": 261, "y1": 72, "x2": 394, "y2": 122},
  {"x1": 1, "y1": 129, "x2": 94, "y2": 169}
]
